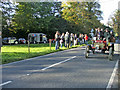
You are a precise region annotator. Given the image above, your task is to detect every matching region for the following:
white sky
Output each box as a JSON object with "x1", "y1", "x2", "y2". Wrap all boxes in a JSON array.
[{"x1": 99, "y1": 0, "x2": 120, "y2": 25}]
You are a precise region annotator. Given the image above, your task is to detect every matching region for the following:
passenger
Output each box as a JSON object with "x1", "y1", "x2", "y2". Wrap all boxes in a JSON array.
[
  {"x1": 90, "y1": 29, "x2": 94, "y2": 40},
  {"x1": 100, "y1": 28, "x2": 104, "y2": 39},
  {"x1": 104, "y1": 28, "x2": 110, "y2": 42},
  {"x1": 109, "y1": 30, "x2": 115, "y2": 43},
  {"x1": 95, "y1": 28, "x2": 98, "y2": 37}
]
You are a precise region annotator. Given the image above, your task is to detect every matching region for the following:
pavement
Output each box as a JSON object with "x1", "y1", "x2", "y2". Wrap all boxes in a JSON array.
[{"x1": 1, "y1": 47, "x2": 120, "y2": 89}]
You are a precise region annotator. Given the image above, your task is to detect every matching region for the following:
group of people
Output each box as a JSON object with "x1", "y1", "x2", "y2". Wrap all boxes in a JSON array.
[
  {"x1": 90, "y1": 28, "x2": 115, "y2": 43},
  {"x1": 55, "y1": 31, "x2": 88, "y2": 50}
]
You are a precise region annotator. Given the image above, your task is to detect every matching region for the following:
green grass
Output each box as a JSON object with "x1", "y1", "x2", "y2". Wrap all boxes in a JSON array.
[{"x1": 1, "y1": 43, "x2": 86, "y2": 64}]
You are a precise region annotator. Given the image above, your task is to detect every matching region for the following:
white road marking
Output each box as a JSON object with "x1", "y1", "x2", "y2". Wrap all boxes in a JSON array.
[
  {"x1": 1, "y1": 47, "x2": 82, "y2": 67},
  {"x1": 0, "y1": 56, "x2": 76, "y2": 87},
  {"x1": 41, "y1": 56, "x2": 76, "y2": 71},
  {"x1": 27, "y1": 74, "x2": 30, "y2": 76},
  {"x1": 0, "y1": 81, "x2": 12, "y2": 87},
  {"x1": 106, "y1": 60, "x2": 119, "y2": 89}
]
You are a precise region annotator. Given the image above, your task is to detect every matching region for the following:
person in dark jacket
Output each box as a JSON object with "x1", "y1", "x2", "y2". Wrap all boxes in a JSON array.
[
  {"x1": 95, "y1": 28, "x2": 98, "y2": 37},
  {"x1": 79, "y1": 34, "x2": 82, "y2": 45},
  {"x1": 104, "y1": 28, "x2": 110, "y2": 42}
]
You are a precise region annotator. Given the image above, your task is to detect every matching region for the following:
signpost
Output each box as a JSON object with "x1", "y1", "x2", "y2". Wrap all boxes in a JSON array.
[
  {"x1": 28, "y1": 34, "x2": 30, "y2": 54},
  {"x1": 0, "y1": 31, "x2": 2, "y2": 53},
  {"x1": 49, "y1": 39, "x2": 51, "y2": 50}
]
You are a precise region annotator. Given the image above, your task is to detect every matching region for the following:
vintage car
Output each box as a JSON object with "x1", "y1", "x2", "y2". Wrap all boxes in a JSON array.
[{"x1": 85, "y1": 37, "x2": 115, "y2": 60}]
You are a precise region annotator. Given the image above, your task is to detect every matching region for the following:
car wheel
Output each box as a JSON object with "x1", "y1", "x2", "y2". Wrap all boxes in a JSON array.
[
  {"x1": 14, "y1": 41, "x2": 18, "y2": 45},
  {"x1": 44, "y1": 41, "x2": 46, "y2": 43}
]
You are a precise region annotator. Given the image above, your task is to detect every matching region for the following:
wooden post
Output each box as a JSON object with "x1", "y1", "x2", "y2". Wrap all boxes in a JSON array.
[
  {"x1": 28, "y1": 35, "x2": 30, "y2": 54},
  {"x1": 49, "y1": 39, "x2": 51, "y2": 50}
]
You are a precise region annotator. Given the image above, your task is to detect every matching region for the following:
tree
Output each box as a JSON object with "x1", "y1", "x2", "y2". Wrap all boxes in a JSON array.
[
  {"x1": 111, "y1": 10, "x2": 120, "y2": 36},
  {"x1": 61, "y1": 1, "x2": 103, "y2": 34},
  {"x1": 1, "y1": 1, "x2": 15, "y2": 37},
  {"x1": 12, "y1": 2, "x2": 62, "y2": 39}
]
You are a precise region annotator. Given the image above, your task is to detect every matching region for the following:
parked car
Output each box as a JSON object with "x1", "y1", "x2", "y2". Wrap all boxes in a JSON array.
[
  {"x1": 2, "y1": 37, "x2": 18, "y2": 45},
  {"x1": 18, "y1": 38, "x2": 26, "y2": 44}
]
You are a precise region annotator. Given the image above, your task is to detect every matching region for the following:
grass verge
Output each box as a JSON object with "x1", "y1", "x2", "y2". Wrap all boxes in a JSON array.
[{"x1": 1, "y1": 43, "x2": 85, "y2": 64}]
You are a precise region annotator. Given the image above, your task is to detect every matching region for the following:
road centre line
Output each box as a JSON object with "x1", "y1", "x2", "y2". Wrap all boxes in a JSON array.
[
  {"x1": 0, "y1": 81, "x2": 12, "y2": 87},
  {"x1": 1, "y1": 47, "x2": 84, "y2": 67},
  {"x1": 41, "y1": 56, "x2": 76, "y2": 71},
  {"x1": 0, "y1": 56, "x2": 76, "y2": 87},
  {"x1": 106, "y1": 60, "x2": 119, "y2": 89}
]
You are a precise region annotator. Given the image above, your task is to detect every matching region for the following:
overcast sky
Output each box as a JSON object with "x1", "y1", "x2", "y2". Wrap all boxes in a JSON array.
[{"x1": 99, "y1": 0, "x2": 120, "y2": 25}]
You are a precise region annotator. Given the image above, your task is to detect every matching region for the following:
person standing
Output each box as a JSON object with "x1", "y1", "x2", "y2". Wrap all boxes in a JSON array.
[
  {"x1": 60, "y1": 33, "x2": 64, "y2": 48},
  {"x1": 67, "y1": 32, "x2": 70, "y2": 48},
  {"x1": 55, "y1": 31, "x2": 60, "y2": 50},
  {"x1": 65, "y1": 32, "x2": 69, "y2": 48},
  {"x1": 74, "y1": 34, "x2": 77, "y2": 46},
  {"x1": 79, "y1": 34, "x2": 82, "y2": 45},
  {"x1": 82, "y1": 34, "x2": 85, "y2": 44},
  {"x1": 70, "y1": 33, "x2": 74, "y2": 47},
  {"x1": 84, "y1": 34, "x2": 88, "y2": 44}
]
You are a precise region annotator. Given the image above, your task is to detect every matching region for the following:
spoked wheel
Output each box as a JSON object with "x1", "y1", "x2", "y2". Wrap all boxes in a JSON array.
[
  {"x1": 101, "y1": 50, "x2": 105, "y2": 54},
  {"x1": 85, "y1": 46, "x2": 89, "y2": 58},
  {"x1": 92, "y1": 49, "x2": 95, "y2": 54},
  {"x1": 108, "y1": 47, "x2": 113, "y2": 61}
]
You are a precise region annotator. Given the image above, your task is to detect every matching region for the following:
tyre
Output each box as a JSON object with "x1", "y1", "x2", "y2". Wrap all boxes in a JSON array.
[
  {"x1": 14, "y1": 41, "x2": 18, "y2": 45},
  {"x1": 108, "y1": 47, "x2": 113, "y2": 61},
  {"x1": 85, "y1": 46, "x2": 89, "y2": 58},
  {"x1": 44, "y1": 41, "x2": 46, "y2": 43},
  {"x1": 92, "y1": 49, "x2": 95, "y2": 54}
]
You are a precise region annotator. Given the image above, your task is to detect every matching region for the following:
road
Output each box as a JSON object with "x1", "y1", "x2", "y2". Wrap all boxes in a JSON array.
[{"x1": 1, "y1": 47, "x2": 119, "y2": 89}]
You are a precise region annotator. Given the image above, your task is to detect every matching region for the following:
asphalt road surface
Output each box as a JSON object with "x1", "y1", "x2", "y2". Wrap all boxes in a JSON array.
[{"x1": 1, "y1": 47, "x2": 119, "y2": 89}]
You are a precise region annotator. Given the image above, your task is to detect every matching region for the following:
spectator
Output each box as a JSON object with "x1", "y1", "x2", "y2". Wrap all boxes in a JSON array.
[
  {"x1": 79, "y1": 34, "x2": 82, "y2": 45},
  {"x1": 60, "y1": 33, "x2": 64, "y2": 48},
  {"x1": 65, "y1": 31, "x2": 70, "y2": 48},
  {"x1": 84, "y1": 34, "x2": 88, "y2": 44},
  {"x1": 55, "y1": 31, "x2": 60, "y2": 50},
  {"x1": 74, "y1": 34, "x2": 77, "y2": 46},
  {"x1": 70, "y1": 33, "x2": 74, "y2": 47},
  {"x1": 82, "y1": 34, "x2": 85, "y2": 44}
]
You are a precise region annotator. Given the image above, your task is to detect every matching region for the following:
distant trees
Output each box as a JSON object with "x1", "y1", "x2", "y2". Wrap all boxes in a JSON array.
[
  {"x1": 1, "y1": 1, "x2": 15, "y2": 37},
  {"x1": 61, "y1": 1, "x2": 103, "y2": 34},
  {"x1": 1, "y1": 1, "x2": 104, "y2": 39},
  {"x1": 111, "y1": 10, "x2": 120, "y2": 36}
]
